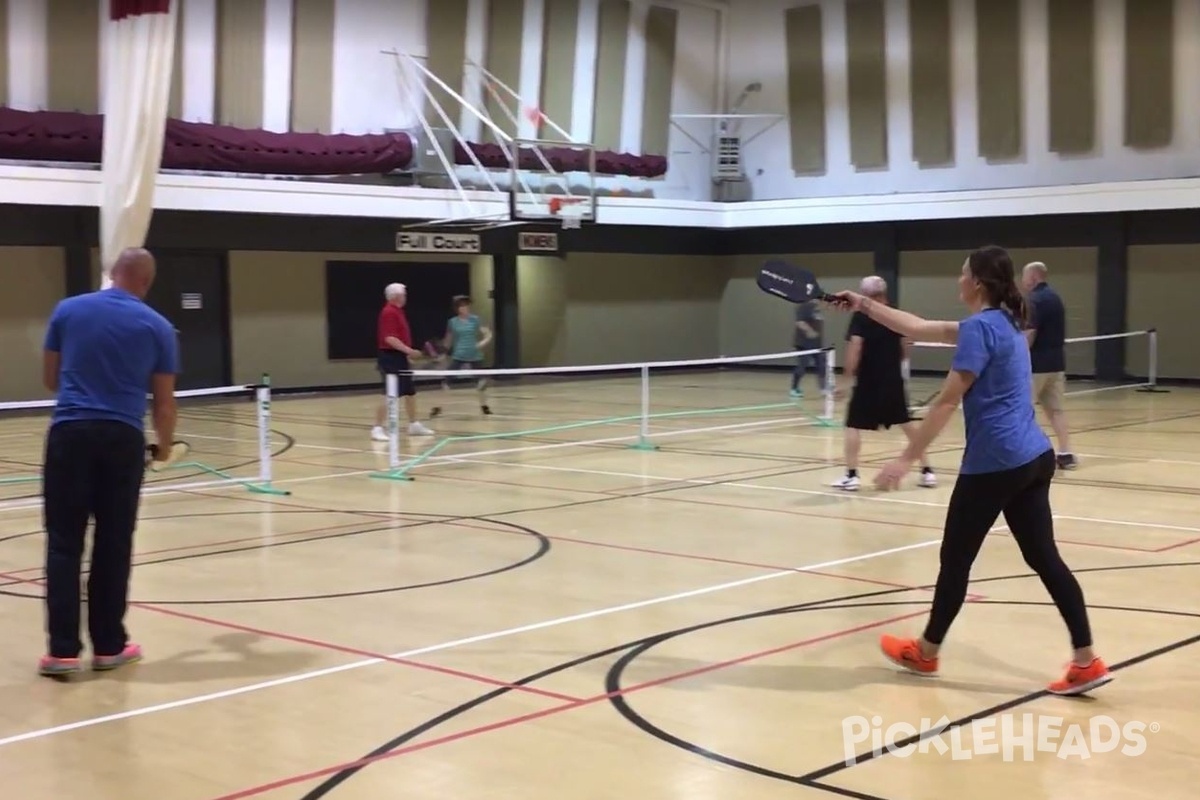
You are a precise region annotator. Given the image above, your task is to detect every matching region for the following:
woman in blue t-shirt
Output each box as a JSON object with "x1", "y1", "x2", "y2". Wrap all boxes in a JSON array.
[{"x1": 827, "y1": 245, "x2": 1110, "y2": 697}]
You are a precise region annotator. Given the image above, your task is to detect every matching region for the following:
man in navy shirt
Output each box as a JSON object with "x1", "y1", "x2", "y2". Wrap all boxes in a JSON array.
[
  {"x1": 1021, "y1": 262, "x2": 1075, "y2": 470},
  {"x1": 38, "y1": 247, "x2": 179, "y2": 677}
]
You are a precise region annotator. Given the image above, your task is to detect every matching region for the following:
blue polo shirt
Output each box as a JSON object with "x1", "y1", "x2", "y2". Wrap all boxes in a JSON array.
[
  {"x1": 43, "y1": 288, "x2": 179, "y2": 431},
  {"x1": 952, "y1": 308, "x2": 1051, "y2": 475}
]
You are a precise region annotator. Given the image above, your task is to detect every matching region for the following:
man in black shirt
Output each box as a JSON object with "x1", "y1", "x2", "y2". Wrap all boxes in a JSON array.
[
  {"x1": 833, "y1": 276, "x2": 935, "y2": 491},
  {"x1": 1022, "y1": 262, "x2": 1076, "y2": 470},
  {"x1": 790, "y1": 300, "x2": 827, "y2": 397}
]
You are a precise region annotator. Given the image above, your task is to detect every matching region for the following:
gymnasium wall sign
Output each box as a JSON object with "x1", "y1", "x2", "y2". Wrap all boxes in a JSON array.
[
  {"x1": 518, "y1": 231, "x2": 559, "y2": 252},
  {"x1": 395, "y1": 232, "x2": 482, "y2": 253}
]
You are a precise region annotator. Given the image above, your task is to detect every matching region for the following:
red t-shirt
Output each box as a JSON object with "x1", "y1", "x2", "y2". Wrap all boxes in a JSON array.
[{"x1": 377, "y1": 303, "x2": 411, "y2": 349}]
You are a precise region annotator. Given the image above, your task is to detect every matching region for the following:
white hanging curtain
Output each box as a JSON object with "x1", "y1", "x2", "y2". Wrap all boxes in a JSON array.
[{"x1": 100, "y1": 0, "x2": 177, "y2": 288}]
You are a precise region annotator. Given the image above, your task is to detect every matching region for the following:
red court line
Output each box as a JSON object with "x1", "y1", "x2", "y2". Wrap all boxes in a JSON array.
[
  {"x1": 1153, "y1": 536, "x2": 1200, "y2": 553},
  {"x1": 205, "y1": 609, "x2": 929, "y2": 800},
  {"x1": 652, "y1": 492, "x2": 1164, "y2": 555},
  {"x1": 134, "y1": 603, "x2": 583, "y2": 703},
  {"x1": 540, "y1": 529, "x2": 984, "y2": 600},
  {"x1": 0, "y1": 568, "x2": 582, "y2": 704}
]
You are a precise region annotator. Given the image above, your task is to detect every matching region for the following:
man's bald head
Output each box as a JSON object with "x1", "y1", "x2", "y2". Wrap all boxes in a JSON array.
[
  {"x1": 1021, "y1": 261, "x2": 1047, "y2": 291},
  {"x1": 860, "y1": 275, "x2": 888, "y2": 300},
  {"x1": 110, "y1": 248, "x2": 157, "y2": 297}
]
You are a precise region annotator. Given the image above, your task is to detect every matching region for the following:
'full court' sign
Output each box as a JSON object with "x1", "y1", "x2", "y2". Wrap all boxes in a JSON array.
[{"x1": 395, "y1": 232, "x2": 482, "y2": 253}]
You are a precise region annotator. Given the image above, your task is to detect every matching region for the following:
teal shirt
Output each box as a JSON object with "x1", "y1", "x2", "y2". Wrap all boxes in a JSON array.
[{"x1": 448, "y1": 314, "x2": 483, "y2": 361}]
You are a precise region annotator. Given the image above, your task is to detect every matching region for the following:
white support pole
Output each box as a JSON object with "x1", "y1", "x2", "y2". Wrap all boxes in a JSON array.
[
  {"x1": 1148, "y1": 329, "x2": 1158, "y2": 388},
  {"x1": 248, "y1": 374, "x2": 289, "y2": 495},
  {"x1": 395, "y1": 52, "x2": 515, "y2": 142},
  {"x1": 256, "y1": 375, "x2": 273, "y2": 485},
  {"x1": 629, "y1": 363, "x2": 658, "y2": 451},
  {"x1": 640, "y1": 364, "x2": 651, "y2": 443},
  {"x1": 392, "y1": 56, "x2": 477, "y2": 214},
  {"x1": 1134, "y1": 328, "x2": 1168, "y2": 394},
  {"x1": 386, "y1": 372, "x2": 401, "y2": 469},
  {"x1": 822, "y1": 348, "x2": 836, "y2": 422},
  {"x1": 469, "y1": 58, "x2": 577, "y2": 143}
]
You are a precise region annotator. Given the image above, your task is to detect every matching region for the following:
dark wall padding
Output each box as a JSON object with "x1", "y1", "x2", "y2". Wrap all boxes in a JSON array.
[
  {"x1": 0, "y1": 107, "x2": 668, "y2": 178},
  {"x1": 325, "y1": 260, "x2": 470, "y2": 361}
]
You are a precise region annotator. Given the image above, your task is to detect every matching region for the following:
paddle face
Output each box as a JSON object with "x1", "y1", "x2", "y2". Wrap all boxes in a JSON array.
[
  {"x1": 146, "y1": 441, "x2": 190, "y2": 472},
  {"x1": 757, "y1": 260, "x2": 833, "y2": 303}
]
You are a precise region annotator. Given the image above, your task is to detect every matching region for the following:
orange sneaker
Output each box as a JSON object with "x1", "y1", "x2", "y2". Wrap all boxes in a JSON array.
[
  {"x1": 880, "y1": 634, "x2": 939, "y2": 677},
  {"x1": 1047, "y1": 658, "x2": 1112, "y2": 696}
]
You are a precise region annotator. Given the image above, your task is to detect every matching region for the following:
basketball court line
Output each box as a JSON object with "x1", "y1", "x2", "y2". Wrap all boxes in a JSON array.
[
  {"x1": 207, "y1": 609, "x2": 935, "y2": 800},
  {"x1": 0, "y1": 538, "x2": 939, "y2": 749},
  {"x1": 450, "y1": 457, "x2": 1200, "y2": 539}
]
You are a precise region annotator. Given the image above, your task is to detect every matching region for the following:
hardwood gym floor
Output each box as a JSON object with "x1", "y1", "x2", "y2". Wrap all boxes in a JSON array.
[{"x1": 0, "y1": 371, "x2": 1195, "y2": 800}]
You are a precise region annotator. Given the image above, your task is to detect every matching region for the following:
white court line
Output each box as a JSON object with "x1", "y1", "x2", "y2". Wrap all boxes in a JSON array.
[
  {"x1": 1076, "y1": 452, "x2": 1200, "y2": 467},
  {"x1": 1056, "y1": 514, "x2": 1200, "y2": 534},
  {"x1": 0, "y1": 538, "x2": 938, "y2": 748},
  {"x1": 452, "y1": 457, "x2": 1200, "y2": 533}
]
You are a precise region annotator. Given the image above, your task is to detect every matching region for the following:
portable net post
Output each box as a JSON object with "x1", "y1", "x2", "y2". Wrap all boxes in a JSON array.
[
  {"x1": 370, "y1": 372, "x2": 415, "y2": 482},
  {"x1": 1135, "y1": 328, "x2": 1169, "y2": 393},
  {"x1": 161, "y1": 374, "x2": 290, "y2": 495},
  {"x1": 0, "y1": 378, "x2": 287, "y2": 498},
  {"x1": 817, "y1": 346, "x2": 838, "y2": 427},
  {"x1": 629, "y1": 364, "x2": 659, "y2": 452},
  {"x1": 371, "y1": 351, "x2": 836, "y2": 480},
  {"x1": 245, "y1": 374, "x2": 290, "y2": 495}
]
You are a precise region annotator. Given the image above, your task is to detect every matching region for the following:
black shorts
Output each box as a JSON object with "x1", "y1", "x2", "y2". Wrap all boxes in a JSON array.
[
  {"x1": 444, "y1": 359, "x2": 483, "y2": 385},
  {"x1": 377, "y1": 350, "x2": 415, "y2": 397},
  {"x1": 846, "y1": 381, "x2": 911, "y2": 431}
]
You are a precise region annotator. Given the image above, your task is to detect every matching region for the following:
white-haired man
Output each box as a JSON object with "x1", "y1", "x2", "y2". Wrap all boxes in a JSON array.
[
  {"x1": 1021, "y1": 262, "x2": 1075, "y2": 469},
  {"x1": 371, "y1": 283, "x2": 434, "y2": 441},
  {"x1": 833, "y1": 276, "x2": 936, "y2": 491}
]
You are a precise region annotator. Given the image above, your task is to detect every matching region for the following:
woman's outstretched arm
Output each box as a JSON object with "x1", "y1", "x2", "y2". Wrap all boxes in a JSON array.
[{"x1": 830, "y1": 292, "x2": 958, "y2": 344}]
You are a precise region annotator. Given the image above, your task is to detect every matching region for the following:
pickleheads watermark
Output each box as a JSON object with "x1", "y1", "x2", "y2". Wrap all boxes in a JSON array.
[{"x1": 842, "y1": 714, "x2": 1160, "y2": 764}]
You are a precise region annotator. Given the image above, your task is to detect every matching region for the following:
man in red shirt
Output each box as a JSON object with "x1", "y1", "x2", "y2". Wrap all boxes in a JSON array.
[{"x1": 372, "y1": 283, "x2": 434, "y2": 441}]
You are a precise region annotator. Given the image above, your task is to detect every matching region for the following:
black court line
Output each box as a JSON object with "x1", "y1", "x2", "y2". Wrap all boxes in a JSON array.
[
  {"x1": 0, "y1": 410, "x2": 297, "y2": 502},
  {"x1": 295, "y1": 560, "x2": 1200, "y2": 799},
  {"x1": 0, "y1": 509, "x2": 550, "y2": 604}
]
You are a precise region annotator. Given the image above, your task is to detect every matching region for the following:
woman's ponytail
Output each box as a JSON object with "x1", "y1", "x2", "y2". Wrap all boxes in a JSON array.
[
  {"x1": 967, "y1": 245, "x2": 1026, "y2": 329},
  {"x1": 1002, "y1": 282, "x2": 1026, "y2": 328}
]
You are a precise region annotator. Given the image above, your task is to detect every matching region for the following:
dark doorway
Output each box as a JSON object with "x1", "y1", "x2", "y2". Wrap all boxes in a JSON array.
[{"x1": 143, "y1": 251, "x2": 230, "y2": 390}]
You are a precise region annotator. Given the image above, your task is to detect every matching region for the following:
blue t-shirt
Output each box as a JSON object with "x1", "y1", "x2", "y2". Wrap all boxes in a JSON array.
[
  {"x1": 447, "y1": 314, "x2": 483, "y2": 362},
  {"x1": 951, "y1": 308, "x2": 1051, "y2": 475},
  {"x1": 44, "y1": 288, "x2": 180, "y2": 431}
]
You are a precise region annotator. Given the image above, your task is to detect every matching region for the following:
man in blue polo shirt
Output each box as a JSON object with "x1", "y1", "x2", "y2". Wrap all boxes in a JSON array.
[
  {"x1": 1022, "y1": 261, "x2": 1076, "y2": 470},
  {"x1": 38, "y1": 247, "x2": 179, "y2": 677}
]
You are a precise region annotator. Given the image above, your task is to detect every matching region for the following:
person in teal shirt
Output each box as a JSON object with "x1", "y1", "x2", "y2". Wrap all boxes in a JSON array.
[{"x1": 430, "y1": 295, "x2": 493, "y2": 417}]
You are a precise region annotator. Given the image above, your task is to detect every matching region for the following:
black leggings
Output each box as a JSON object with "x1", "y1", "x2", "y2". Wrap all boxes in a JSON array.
[{"x1": 923, "y1": 448, "x2": 1092, "y2": 649}]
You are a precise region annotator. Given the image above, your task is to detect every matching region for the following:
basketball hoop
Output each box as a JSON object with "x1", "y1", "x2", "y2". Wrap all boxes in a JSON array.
[{"x1": 549, "y1": 196, "x2": 585, "y2": 230}]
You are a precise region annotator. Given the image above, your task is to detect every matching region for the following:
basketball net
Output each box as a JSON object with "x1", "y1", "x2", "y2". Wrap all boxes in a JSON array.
[{"x1": 549, "y1": 196, "x2": 584, "y2": 230}]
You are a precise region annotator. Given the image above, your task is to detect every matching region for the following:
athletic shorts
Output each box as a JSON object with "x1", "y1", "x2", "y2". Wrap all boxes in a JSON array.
[
  {"x1": 845, "y1": 381, "x2": 911, "y2": 431},
  {"x1": 377, "y1": 350, "x2": 415, "y2": 397},
  {"x1": 1032, "y1": 372, "x2": 1065, "y2": 412},
  {"x1": 444, "y1": 359, "x2": 484, "y2": 384}
]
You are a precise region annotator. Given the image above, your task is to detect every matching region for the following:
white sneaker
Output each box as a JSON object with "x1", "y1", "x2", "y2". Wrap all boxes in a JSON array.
[
  {"x1": 370, "y1": 426, "x2": 389, "y2": 442},
  {"x1": 408, "y1": 421, "x2": 435, "y2": 436},
  {"x1": 919, "y1": 470, "x2": 937, "y2": 488},
  {"x1": 831, "y1": 474, "x2": 860, "y2": 491}
]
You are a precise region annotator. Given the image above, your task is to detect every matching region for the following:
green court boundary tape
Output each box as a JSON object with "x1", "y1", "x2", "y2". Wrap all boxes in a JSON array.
[{"x1": 371, "y1": 400, "x2": 839, "y2": 482}]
